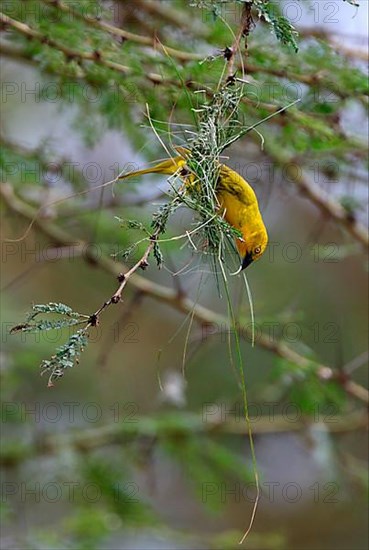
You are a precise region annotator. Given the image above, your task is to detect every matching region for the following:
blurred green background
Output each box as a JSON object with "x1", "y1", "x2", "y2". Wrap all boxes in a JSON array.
[{"x1": 1, "y1": 1, "x2": 368, "y2": 549}]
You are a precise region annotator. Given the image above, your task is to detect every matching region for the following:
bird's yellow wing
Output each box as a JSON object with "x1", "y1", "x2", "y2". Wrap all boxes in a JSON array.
[{"x1": 118, "y1": 148, "x2": 268, "y2": 269}]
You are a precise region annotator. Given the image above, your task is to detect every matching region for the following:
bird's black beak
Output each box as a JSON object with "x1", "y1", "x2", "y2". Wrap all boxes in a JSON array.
[{"x1": 242, "y1": 251, "x2": 253, "y2": 270}]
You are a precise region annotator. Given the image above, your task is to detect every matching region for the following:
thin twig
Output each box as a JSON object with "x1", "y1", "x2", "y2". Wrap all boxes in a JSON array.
[
  {"x1": 86, "y1": 230, "x2": 160, "y2": 329},
  {"x1": 2, "y1": 184, "x2": 368, "y2": 405},
  {"x1": 226, "y1": 2, "x2": 253, "y2": 79}
]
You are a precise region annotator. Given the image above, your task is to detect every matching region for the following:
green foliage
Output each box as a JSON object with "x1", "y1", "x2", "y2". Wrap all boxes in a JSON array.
[
  {"x1": 271, "y1": 358, "x2": 346, "y2": 416},
  {"x1": 1, "y1": 0, "x2": 366, "y2": 174},
  {"x1": 10, "y1": 303, "x2": 90, "y2": 386},
  {"x1": 210, "y1": 528, "x2": 286, "y2": 549},
  {"x1": 162, "y1": 433, "x2": 253, "y2": 511},
  {"x1": 252, "y1": 0, "x2": 299, "y2": 51},
  {"x1": 39, "y1": 329, "x2": 89, "y2": 386},
  {"x1": 81, "y1": 458, "x2": 153, "y2": 524},
  {"x1": 64, "y1": 507, "x2": 113, "y2": 550},
  {"x1": 1, "y1": 1, "x2": 367, "y2": 547},
  {"x1": 10, "y1": 302, "x2": 88, "y2": 334},
  {"x1": 5, "y1": 0, "x2": 365, "y2": 405},
  {"x1": 191, "y1": 0, "x2": 300, "y2": 51},
  {"x1": 0, "y1": 439, "x2": 33, "y2": 467},
  {"x1": 150, "y1": 198, "x2": 182, "y2": 267},
  {"x1": 26, "y1": 301, "x2": 83, "y2": 319}
]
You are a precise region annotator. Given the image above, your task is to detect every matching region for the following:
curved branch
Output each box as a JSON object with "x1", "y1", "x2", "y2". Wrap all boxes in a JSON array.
[
  {"x1": 0, "y1": 12, "x2": 163, "y2": 84},
  {"x1": 1, "y1": 409, "x2": 367, "y2": 467},
  {"x1": 42, "y1": 0, "x2": 201, "y2": 62},
  {"x1": 1, "y1": 183, "x2": 368, "y2": 405},
  {"x1": 262, "y1": 145, "x2": 369, "y2": 250}
]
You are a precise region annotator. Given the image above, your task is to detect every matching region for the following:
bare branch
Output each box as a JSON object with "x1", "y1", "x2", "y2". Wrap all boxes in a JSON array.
[{"x1": 2, "y1": 183, "x2": 368, "y2": 405}]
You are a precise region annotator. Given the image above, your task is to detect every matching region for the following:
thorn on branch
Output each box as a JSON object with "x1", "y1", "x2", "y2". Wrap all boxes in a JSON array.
[
  {"x1": 140, "y1": 259, "x2": 149, "y2": 270},
  {"x1": 117, "y1": 273, "x2": 126, "y2": 283},
  {"x1": 242, "y1": 3, "x2": 255, "y2": 39},
  {"x1": 226, "y1": 73, "x2": 237, "y2": 86},
  {"x1": 223, "y1": 47, "x2": 233, "y2": 61},
  {"x1": 88, "y1": 314, "x2": 99, "y2": 327}
]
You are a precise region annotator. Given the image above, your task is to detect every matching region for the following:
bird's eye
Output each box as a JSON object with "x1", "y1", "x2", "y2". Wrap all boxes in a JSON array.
[{"x1": 254, "y1": 246, "x2": 261, "y2": 255}]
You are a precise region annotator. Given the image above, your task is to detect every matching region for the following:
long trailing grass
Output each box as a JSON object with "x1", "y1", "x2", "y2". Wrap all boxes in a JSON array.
[
  {"x1": 113, "y1": 62, "x2": 298, "y2": 539},
  {"x1": 139, "y1": 78, "x2": 269, "y2": 541},
  {"x1": 9, "y1": 52, "x2": 299, "y2": 535},
  {"x1": 7, "y1": 10, "x2": 301, "y2": 537}
]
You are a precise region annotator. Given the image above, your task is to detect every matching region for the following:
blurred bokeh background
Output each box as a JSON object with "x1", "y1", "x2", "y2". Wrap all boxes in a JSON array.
[{"x1": 1, "y1": 1, "x2": 368, "y2": 549}]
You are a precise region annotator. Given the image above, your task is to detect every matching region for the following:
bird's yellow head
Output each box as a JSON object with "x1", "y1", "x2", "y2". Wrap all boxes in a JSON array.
[{"x1": 237, "y1": 224, "x2": 268, "y2": 270}]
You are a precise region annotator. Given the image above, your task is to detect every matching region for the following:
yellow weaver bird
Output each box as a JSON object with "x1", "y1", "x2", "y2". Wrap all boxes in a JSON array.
[{"x1": 119, "y1": 147, "x2": 268, "y2": 270}]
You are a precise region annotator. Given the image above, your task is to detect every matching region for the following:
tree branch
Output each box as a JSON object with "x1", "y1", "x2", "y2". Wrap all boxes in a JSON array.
[
  {"x1": 1, "y1": 183, "x2": 368, "y2": 405},
  {"x1": 0, "y1": 12, "x2": 164, "y2": 84},
  {"x1": 1, "y1": 409, "x2": 367, "y2": 467},
  {"x1": 262, "y1": 145, "x2": 369, "y2": 250},
  {"x1": 226, "y1": 2, "x2": 253, "y2": 79},
  {"x1": 42, "y1": 0, "x2": 202, "y2": 62}
]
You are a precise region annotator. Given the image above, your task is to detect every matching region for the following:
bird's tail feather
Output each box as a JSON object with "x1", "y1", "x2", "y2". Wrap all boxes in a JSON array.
[{"x1": 119, "y1": 156, "x2": 186, "y2": 181}]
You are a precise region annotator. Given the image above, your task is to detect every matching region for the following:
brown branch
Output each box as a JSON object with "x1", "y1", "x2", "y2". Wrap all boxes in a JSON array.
[
  {"x1": 42, "y1": 0, "x2": 202, "y2": 62},
  {"x1": 1, "y1": 37, "x2": 365, "y2": 159},
  {"x1": 261, "y1": 145, "x2": 369, "y2": 250},
  {"x1": 0, "y1": 12, "x2": 163, "y2": 84},
  {"x1": 1, "y1": 409, "x2": 367, "y2": 467},
  {"x1": 1, "y1": 40, "x2": 367, "y2": 250},
  {"x1": 86, "y1": 229, "x2": 160, "y2": 329},
  {"x1": 226, "y1": 2, "x2": 253, "y2": 79},
  {"x1": 3, "y1": 8, "x2": 367, "y2": 109},
  {"x1": 1, "y1": 183, "x2": 368, "y2": 405},
  {"x1": 5, "y1": 5, "x2": 365, "y2": 119}
]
